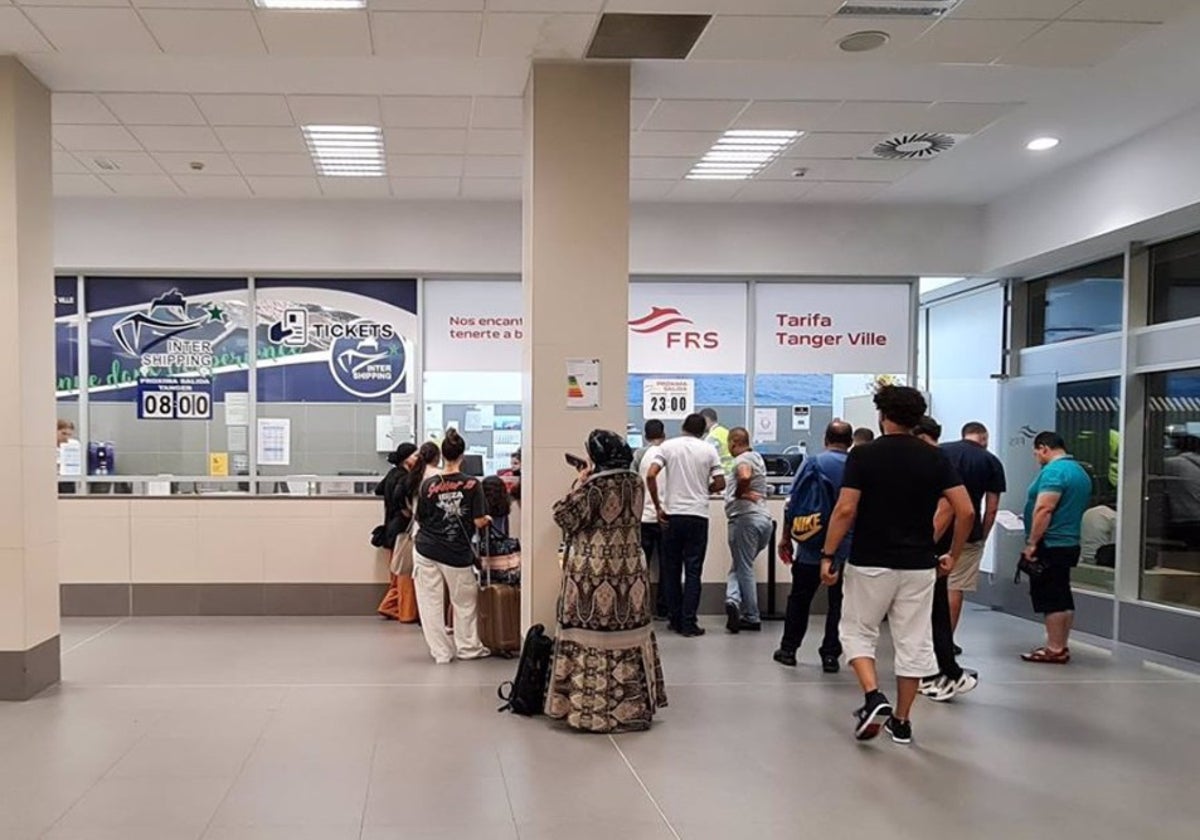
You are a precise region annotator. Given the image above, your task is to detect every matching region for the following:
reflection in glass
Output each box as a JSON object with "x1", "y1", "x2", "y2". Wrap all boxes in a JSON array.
[
  {"x1": 1027, "y1": 257, "x2": 1124, "y2": 346},
  {"x1": 1150, "y1": 231, "x2": 1200, "y2": 324}
]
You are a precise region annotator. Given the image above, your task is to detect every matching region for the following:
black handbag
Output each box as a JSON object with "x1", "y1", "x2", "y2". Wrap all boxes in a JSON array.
[
  {"x1": 497, "y1": 624, "x2": 554, "y2": 716},
  {"x1": 1014, "y1": 555, "x2": 1047, "y2": 583}
]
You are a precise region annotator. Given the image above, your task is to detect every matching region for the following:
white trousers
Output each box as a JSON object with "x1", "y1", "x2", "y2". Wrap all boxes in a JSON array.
[
  {"x1": 840, "y1": 564, "x2": 937, "y2": 679},
  {"x1": 413, "y1": 550, "x2": 488, "y2": 664}
]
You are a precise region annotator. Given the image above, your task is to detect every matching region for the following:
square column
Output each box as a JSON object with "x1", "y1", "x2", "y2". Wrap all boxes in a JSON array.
[
  {"x1": 0, "y1": 57, "x2": 59, "y2": 700},
  {"x1": 521, "y1": 62, "x2": 631, "y2": 629}
]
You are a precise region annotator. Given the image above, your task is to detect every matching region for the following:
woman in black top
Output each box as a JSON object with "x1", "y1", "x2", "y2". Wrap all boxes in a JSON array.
[
  {"x1": 375, "y1": 443, "x2": 418, "y2": 622},
  {"x1": 413, "y1": 429, "x2": 491, "y2": 664}
]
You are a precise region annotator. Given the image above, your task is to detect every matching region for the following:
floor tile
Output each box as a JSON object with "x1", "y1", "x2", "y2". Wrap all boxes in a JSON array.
[{"x1": 52, "y1": 777, "x2": 232, "y2": 833}]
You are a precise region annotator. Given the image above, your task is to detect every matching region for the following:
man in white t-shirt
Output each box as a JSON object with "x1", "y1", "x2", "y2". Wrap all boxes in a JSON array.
[
  {"x1": 634, "y1": 419, "x2": 669, "y2": 620},
  {"x1": 646, "y1": 413, "x2": 726, "y2": 637}
]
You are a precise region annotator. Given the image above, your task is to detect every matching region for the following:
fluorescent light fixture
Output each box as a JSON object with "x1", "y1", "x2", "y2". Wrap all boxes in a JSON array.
[
  {"x1": 687, "y1": 129, "x2": 801, "y2": 181},
  {"x1": 303, "y1": 124, "x2": 385, "y2": 177},
  {"x1": 1026, "y1": 136, "x2": 1060, "y2": 152},
  {"x1": 253, "y1": 0, "x2": 365, "y2": 9}
]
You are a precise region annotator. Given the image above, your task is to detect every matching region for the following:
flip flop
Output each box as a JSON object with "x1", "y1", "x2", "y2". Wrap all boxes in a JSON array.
[{"x1": 1021, "y1": 646, "x2": 1071, "y2": 664}]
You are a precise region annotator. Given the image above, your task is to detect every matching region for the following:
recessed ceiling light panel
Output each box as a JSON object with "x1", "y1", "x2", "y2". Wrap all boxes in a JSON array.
[
  {"x1": 1027, "y1": 137, "x2": 1060, "y2": 152},
  {"x1": 303, "y1": 125, "x2": 385, "y2": 177},
  {"x1": 254, "y1": 0, "x2": 365, "y2": 9},
  {"x1": 687, "y1": 130, "x2": 801, "y2": 181}
]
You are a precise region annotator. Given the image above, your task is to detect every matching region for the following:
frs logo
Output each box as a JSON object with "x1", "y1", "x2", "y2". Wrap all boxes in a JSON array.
[{"x1": 628, "y1": 306, "x2": 719, "y2": 350}]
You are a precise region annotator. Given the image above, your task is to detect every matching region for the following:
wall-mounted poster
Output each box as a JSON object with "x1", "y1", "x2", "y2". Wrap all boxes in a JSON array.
[{"x1": 256, "y1": 279, "x2": 418, "y2": 403}]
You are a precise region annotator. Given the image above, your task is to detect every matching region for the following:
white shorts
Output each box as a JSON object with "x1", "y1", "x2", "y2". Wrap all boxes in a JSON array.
[
  {"x1": 839, "y1": 565, "x2": 937, "y2": 679},
  {"x1": 948, "y1": 541, "x2": 985, "y2": 592}
]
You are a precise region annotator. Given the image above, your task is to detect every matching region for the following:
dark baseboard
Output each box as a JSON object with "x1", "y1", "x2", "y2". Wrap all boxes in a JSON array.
[
  {"x1": 0, "y1": 635, "x2": 60, "y2": 701},
  {"x1": 61, "y1": 583, "x2": 389, "y2": 617}
]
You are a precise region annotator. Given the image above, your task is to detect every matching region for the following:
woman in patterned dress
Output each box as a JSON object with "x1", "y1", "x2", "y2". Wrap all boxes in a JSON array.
[{"x1": 546, "y1": 429, "x2": 668, "y2": 733}]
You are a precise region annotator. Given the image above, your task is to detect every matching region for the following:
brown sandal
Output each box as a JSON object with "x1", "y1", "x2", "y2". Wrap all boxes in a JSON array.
[{"x1": 1021, "y1": 646, "x2": 1070, "y2": 664}]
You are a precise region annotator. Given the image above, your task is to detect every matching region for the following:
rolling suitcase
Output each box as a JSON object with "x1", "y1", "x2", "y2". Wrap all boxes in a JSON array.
[{"x1": 477, "y1": 529, "x2": 521, "y2": 657}]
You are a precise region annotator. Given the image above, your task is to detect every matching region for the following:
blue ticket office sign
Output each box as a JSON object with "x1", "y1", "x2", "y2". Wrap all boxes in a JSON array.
[{"x1": 137, "y1": 377, "x2": 213, "y2": 420}]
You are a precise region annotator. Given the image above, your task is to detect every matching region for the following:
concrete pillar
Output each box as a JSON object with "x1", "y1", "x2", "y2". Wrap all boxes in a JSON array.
[
  {"x1": 0, "y1": 57, "x2": 59, "y2": 700},
  {"x1": 520, "y1": 62, "x2": 631, "y2": 629}
]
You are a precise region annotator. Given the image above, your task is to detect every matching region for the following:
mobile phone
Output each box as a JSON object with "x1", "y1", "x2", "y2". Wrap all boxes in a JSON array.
[{"x1": 565, "y1": 453, "x2": 588, "y2": 471}]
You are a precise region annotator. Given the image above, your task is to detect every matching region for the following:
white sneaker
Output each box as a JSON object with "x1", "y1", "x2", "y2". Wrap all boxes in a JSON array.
[
  {"x1": 918, "y1": 677, "x2": 940, "y2": 697},
  {"x1": 953, "y1": 670, "x2": 979, "y2": 696},
  {"x1": 928, "y1": 675, "x2": 958, "y2": 703}
]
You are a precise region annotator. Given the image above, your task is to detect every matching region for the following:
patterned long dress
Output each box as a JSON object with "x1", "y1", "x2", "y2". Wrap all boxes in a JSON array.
[{"x1": 545, "y1": 468, "x2": 668, "y2": 732}]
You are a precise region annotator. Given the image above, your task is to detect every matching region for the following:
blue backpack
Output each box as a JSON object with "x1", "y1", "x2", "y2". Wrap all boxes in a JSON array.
[{"x1": 787, "y1": 458, "x2": 836, "y2": 545}]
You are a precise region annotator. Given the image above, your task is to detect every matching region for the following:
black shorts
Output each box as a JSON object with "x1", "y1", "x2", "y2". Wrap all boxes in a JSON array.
[{"x1": 1029, "y1": 544, "x2": 1080, "y2": 615}]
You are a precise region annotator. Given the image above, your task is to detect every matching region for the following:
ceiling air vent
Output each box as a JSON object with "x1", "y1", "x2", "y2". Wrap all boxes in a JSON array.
[
  {"x1": 587, "y1": 14, "x2": 712, "y2": 60},
  {"x1": 871, "y1": 132, "x2": 964, "y2": 160},
  {"x1": 837, "y1": 0, "x2": 962, "y2": 18}
]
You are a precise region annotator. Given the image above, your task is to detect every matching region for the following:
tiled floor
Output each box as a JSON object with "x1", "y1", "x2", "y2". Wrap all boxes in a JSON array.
[{"x1": 2, "y1": 607, "x2": 1199, "y2": 839}]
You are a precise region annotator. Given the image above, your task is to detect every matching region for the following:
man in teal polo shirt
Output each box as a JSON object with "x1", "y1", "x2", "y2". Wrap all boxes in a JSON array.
[{"x1": 1021, "y1": 431, "x2": 1093, "y2": 664}]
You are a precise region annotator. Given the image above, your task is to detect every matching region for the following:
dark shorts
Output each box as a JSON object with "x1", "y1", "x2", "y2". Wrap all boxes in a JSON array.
[{"x1": 1029, "y1": 544, "x2": 1080, "y2": 615}]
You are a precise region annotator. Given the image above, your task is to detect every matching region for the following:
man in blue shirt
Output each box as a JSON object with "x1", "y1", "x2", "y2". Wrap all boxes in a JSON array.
[
  {"x1": 1021, "y1": 431, "x2": 1093, "y2": 664},
  {"x1": 773, "y1": 421, "x2": 853, "y2": 673}
]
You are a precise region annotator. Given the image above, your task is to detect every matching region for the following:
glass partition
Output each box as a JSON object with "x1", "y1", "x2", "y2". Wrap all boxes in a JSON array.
[
  {"x1": 1027, "y1": 257, "x2": 1124, "y2": 346},
  {"x1": 1150, "y1": 231, "x2": 1200, "y2": 324}
]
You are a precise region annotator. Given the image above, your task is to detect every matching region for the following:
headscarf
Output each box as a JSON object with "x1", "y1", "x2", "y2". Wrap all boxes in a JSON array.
[
  {"x1": 587, "y1": 429, "x2": 633, "y2": 472},
  {"x1": 387, "y1": 442, "x2": 417, "y2": 466}
]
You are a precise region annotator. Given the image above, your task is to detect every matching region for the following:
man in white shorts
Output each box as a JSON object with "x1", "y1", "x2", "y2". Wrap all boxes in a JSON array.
[{"x1": 819, "y1": 386, "x2": 974, "y2": 745}]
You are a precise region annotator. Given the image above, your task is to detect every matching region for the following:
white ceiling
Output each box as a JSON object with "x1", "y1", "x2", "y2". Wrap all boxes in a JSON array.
[{"x1": 5, "y1": 0, "x2": 1200, "y2": 203}]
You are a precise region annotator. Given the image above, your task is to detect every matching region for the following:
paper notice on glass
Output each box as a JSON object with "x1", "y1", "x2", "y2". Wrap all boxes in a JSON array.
[
  {"x1": 424, "y1": 402, "x2": 444, "y2": 438},
  {"x1": 390, "y1": 392, "x2": 415, "y2": 443},
  {"x1": 376, "y1": 415, "x2": 395, "y2": 452},
  {"x1": 791, "y1": 404, "x2": 811, "y2": 431},
  {"x1": 225, "y1": 392, "x2": 249, "y2": 426},
  {"x1": 464, "y1": 410, "x2": 484, "y2": 432},
  {"x1": 227, "y1": 425, "x2": 248, "y2": 453},
  {"x1": 209, "y1": 452, "x2": 229, "y2": 477},
  {"x1": 753, "y1": 408, "x2": 777, "y2": 443},
  {"x1": 257, "y1": 418, "x2": 291, "y2": 466},
  {"x1": 477, "y1": 404, "x2": 495, "y2": 429},
  {"x1": 995, "y1": 510, "x2": 1025, "y2": 532},
  {"x1": 493, "y1": 430, "x2": 522, "y2": 448},
  {"x1": 566, "y1": 358, "x2": 601, "y2": 409},
  {"x1": 58, "y1": 440, "x2": 82, "y2": 476}
]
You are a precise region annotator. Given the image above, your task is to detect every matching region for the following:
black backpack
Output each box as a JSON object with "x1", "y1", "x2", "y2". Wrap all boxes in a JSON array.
[{"x1": 497, "y1": 624, "x2": 554, "y2": 716}]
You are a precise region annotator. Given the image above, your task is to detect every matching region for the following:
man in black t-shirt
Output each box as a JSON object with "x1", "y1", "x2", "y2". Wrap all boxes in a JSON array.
[{"x1": 819, "y1": 387, "x2": 974, "y2": 745}]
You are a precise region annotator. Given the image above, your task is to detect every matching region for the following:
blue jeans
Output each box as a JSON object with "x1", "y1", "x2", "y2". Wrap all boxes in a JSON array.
[{"x1": 725, "y1": 513, "x2": 773, "y2": 623}]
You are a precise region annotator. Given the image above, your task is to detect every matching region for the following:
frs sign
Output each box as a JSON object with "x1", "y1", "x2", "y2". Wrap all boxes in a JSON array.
[
  {"x1": 628, "y1": 283, "x2": 747, "y2": 374},
  {"x1": 628, "y1": 307, "x2": 719, "y2": 350}
]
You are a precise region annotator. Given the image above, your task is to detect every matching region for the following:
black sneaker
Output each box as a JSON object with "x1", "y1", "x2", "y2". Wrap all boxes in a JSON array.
[
  {"x1": 725, "y1": 602, "x2": 741, "y2": 634},
  {"x1": 773, "y1": 648, "x2": 797, "y2": 667},
  {"x1": 953, "y1": 643, "x2": 963, "y2": 656},
  {"x1": 853, "y1": 692, "x2": 893, "y2": 741},
  {"x1": 885, "y1": 716, "x2": 913, "y2": 745},
  {"x1": 821, "y1": 654, "x2": 840, "y2": 674},
  {"x1": 681, "y1": 626, "x2": 707, "y2": 638},
  {"x1": 738, "y1": 620, "x2": 762, "y2": 632}
]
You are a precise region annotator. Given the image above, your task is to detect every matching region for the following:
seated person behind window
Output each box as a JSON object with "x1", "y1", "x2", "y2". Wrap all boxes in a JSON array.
[
  {"x1": 1164, "y1": 434, "x2": 1200, "y2": 548},
  {"x1": 1080, "y1": 503, "x2": 1117, "y2": 567}
]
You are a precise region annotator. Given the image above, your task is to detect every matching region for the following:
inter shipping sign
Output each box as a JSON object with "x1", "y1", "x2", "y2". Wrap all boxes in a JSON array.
[{"x1": 755, "y1": 283, "x2": 912, "y2": 375}]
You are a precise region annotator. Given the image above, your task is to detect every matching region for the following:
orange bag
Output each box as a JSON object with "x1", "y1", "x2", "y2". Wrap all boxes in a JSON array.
[{"x1": 378, "y1": 574, "x2": 420, "y2": 624}]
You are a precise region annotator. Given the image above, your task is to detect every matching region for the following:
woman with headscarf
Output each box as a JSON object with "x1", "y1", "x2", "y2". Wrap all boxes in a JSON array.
[
  {"x1": 376, "y1": 443, "x2": 419, "y2": 621},
  {"x1": 546, "y1": 429, "x2": 668, "y2": 732}
]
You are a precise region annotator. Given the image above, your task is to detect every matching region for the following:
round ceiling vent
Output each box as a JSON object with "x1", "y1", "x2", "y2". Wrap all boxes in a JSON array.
[
  {"x1": 873, "y1": 132, "x2": 957, "y2": 160},
  {"x1": 838, "y1": 31, "x2": 890, "y2": 53}
]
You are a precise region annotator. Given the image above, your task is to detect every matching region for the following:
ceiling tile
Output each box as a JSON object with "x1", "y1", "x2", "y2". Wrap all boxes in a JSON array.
[
  {"x1": 153, "y1": 152, "x2": 239, "y2": 176},
  {"x1": 1065, "y1": 0, "x2": 1199, "y2": 23},
  {"x1": 462, "y1": 155, "x2": 521, "y2": 178},
  {"x1": 641, "y1": 100, "x2": 747, "y2": 132},
  {"x1": 256, "y1": 9, "x2": 372, "y2": 56},
  {"x1": 631, "y1": 99, "x2": 657, "y2": 131},
  {"x1": 371, "y1": 12, "x2": 483, "y2": 58},
  {"x1": 194, "y1": 95, "x2": 294, "y2": 127},
  {"x1": 99, "y1": 174, "x2": 182, "y2": 197},
  {"x1": 471, "y1": 97, "x2": 523, "y2": 130},
  {"x1": 141, "y1": 10, "x2": 266, "y2": 55},
  {"x1": 817, "y1": 17, "x2": 939, "y2": 56},
  {"x1": 52, "y1": 93, "x2": 118, "y2": 125},
  {"x1": 763, "y1": 157, "x2": 920, "y2": 182},
  {"x1": 53, "y1": 124, "x2": 142, "y2": 151},
  {"x1": 0, "y1": 8, "x2": 54, "y2": 51},
  {"x1": 130, "y1": 126, "x2": 223, "y2": 153},
  {"x1": 245, "y1": 176, "x2": 321, "y2": 198},
  {"x1": 466, "y1": 129, "x2": 522, "y2": 155},
  {"x1": 733, "y1": 100, "x2": 841, "y2": 131},
  {"x1": 605, "y1": 1, "x2": 840, "y2": 12},
  {"x1": 24, "y1": 8, "x2": 160, "y2": 53},
  {"x1": 101, "y1": 94, "x2": 205, "y2": 126},
  {"x1": 370, "y1": 0, "x2": 483, "y2": 8},
  {"x1": 385, "y1": 128, "x2": 469, "y2": 155},
  {"x1": 819, "y1": 101, "x2": 936, "y2": 133},
  {"x1": 78, "y1": 151, "x2": 163, "y2": 175},
  {"x1": 230, "y1": 153, "x2": 315, "y2": 177},
  {"x1": 734, "y1": 180, "x2": 816, "y2": 203},
  {"x1": 486, "y1": 0, "x2": 603, "y2": 11},
  {"x1": 382, "y1": 96, "x2": 473, "y2": 128},
  {"x1": 630, "y1": 131, "x2": 716, "y2": 158},
  {"x1": 132, "y1": 0, "x2": 249, "y2": 7},
  {"x1": 18, "y1": 0, "x2": 135, "y2": 7},
  {"x1": 215, "y1": 126, "x2": 307, "y2": 153},
  {"x1": 389, "y1": 177, "x2": 463, "y2": 199},
  {"x1": 288, "y1": 95, "x2": 382, "y2": 127},
  {"x1": 173, "y1": 175, "x2": 252, "y2": 197},
  {"x1": 665, "y1": 179, "x2": 744, "y2": 202},
  {"x1": 53, "y1": 174, "x2": 114, "y2": 197},
  {"x1": 478, "y1": 12, "x2": 597, "y2": 59},
  {"x1": 690, "y1": 15, "x2": 824, "y2": 61},
  {"x1": 924, "y1": 102, "x2": 1020, "y2": 133},
  {"x1": 803, "y1": 181, "x2": 888, "y2": 202},
  {"x1": 460, "y1": 177, "x2": 521, "y2": 200},
  {"x1": 784, "y1": 132, "x2": 877, "y2": 159},
  {"x1": 385, "y1": 155, "x2": 464, "y2": 178},
  {"x1": 629, "y1": 180, "x2": 675, "y2": 202},
  {"x1": 630, "y1": 157, "x2": 693, "y2": 180},
  {"x1": 998, "y1": 21, "x2": 1157, "y2": 67},
  {"x1": 318, "y1": 177, "x2": 392, "y2": 198},
  {"x1": 53, "y1": 152, "x2": 89, "y2": 175},
  {"x1": 953, "y1": 0, "x2": 1079, "y2": 19},
  {"x1": 903, "y1": 19, "x2": 1047, "y2": 64}
]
